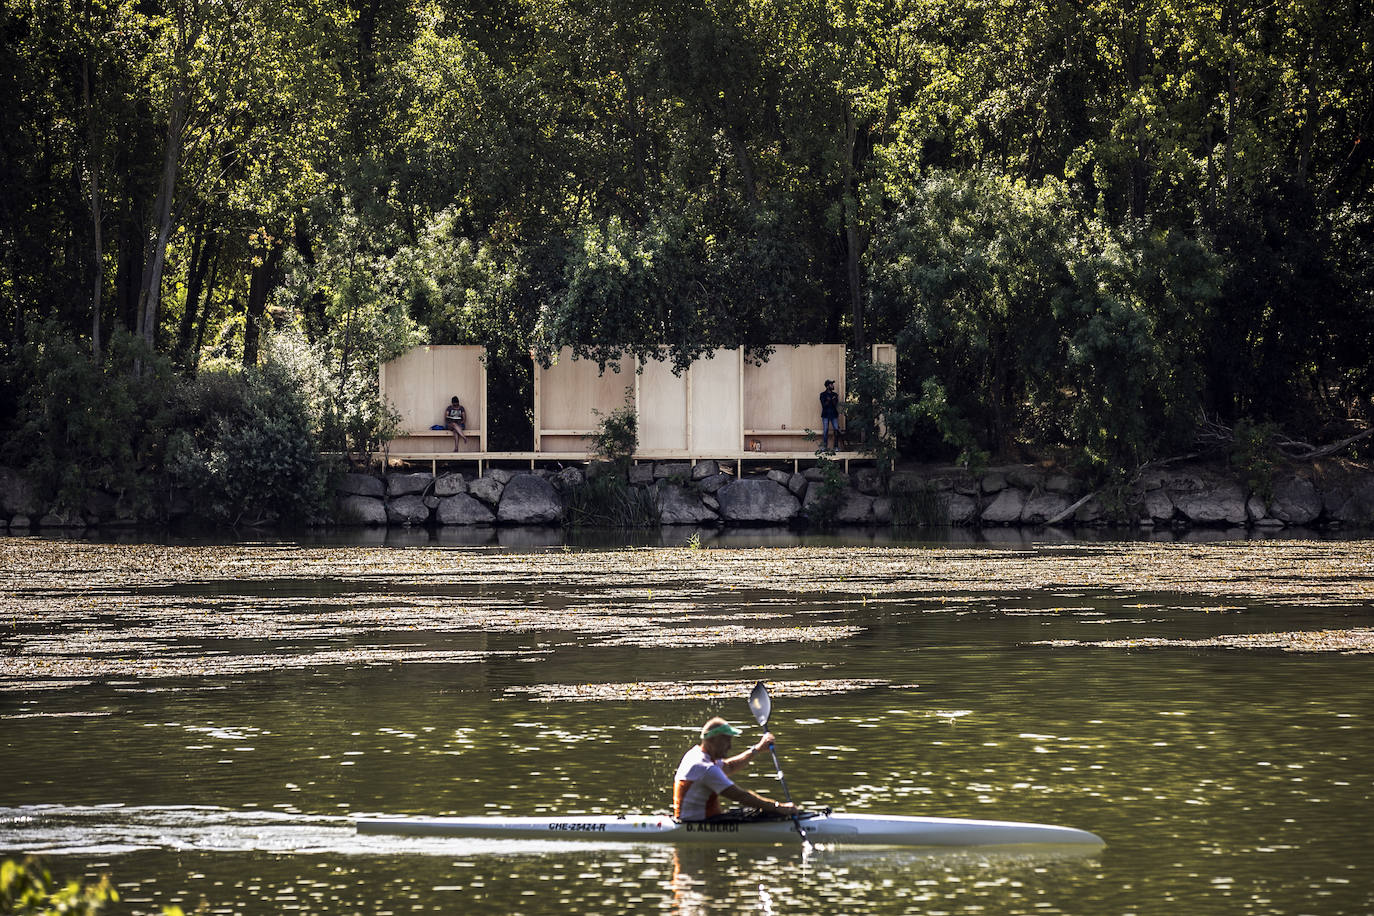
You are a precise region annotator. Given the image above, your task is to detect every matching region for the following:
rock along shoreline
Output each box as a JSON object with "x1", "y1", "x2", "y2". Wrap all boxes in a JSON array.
[
  {"x1": 3, "y1": 459, "x2": 1372, "y2": 534},
  {"x1": 329, "y1": 459, "x2": 1374, "y2": 533}
]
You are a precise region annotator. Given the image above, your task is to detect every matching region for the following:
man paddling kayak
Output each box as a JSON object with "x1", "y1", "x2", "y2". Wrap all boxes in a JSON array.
[{"x1": 673, "y1": 717, "x2": 799, "y2": 821}]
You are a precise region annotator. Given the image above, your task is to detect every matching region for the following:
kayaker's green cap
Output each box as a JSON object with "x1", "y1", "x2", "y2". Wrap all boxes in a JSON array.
[{"x1": 701, "y1": 719, "x2": 742, "y2": 739}]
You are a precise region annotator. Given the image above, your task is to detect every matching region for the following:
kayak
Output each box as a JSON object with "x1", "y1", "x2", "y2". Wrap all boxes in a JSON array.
[{"x1": 355, "y1": 811, "x2": 1104, "y2": 848}]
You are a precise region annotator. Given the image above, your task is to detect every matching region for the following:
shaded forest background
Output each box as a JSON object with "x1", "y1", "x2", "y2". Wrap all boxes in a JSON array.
[{"x1": 1, "y1": 0, "x2": 1370, "y2": 518}]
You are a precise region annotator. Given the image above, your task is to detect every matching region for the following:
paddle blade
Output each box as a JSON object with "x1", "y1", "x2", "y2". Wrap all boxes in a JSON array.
[{"x1": 748, "y1": 681, "x2": 771, "y2": 727}]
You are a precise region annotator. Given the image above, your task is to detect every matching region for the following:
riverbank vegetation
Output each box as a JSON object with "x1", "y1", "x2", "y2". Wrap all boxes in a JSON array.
[{"x1": 1, "y1": 0, "x2": 1370, "y2": 520}]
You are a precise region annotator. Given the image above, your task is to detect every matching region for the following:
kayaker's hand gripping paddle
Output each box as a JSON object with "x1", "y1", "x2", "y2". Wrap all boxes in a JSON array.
[{"x1": 748, "y1": 680, "x2": 809, "y2": 843}]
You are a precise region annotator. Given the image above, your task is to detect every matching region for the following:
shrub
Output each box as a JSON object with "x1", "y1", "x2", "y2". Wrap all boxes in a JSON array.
[
  {"x1": 166, "y1": 357, "x2": 329, "y2": 526},
  {"x1": 590, "y1": 388, "x2": 638, "y2": 472},
  {"x1": 1, "y1": 322, "x2": 173, "y2": 514},
  {"x1": 1, "y1": 857, "x2": 118, "y2": 915},
  {"x1": 564, "y1": 473, "x2": 658, "y2": 528},
  {"x1": 804, "y1": 452, "x2": 848, "y2": 528}
]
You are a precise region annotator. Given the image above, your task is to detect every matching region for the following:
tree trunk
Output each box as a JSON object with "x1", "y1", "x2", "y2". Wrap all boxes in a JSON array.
[
  {"x1": 843, "y1": 100, "x2": 866, "y2": 354},
  {"x1": 177, "y1": 228, "x2": 216, "y2": 365},
  {"x1": 190, "y1": 252, "x2": 220, "y2": 374},
  {"x1": 136, "y1": 86, "x2": 187, "y2": 350},
  {"x1": 82, "y1": 55, "x2": 103, "y2": 362},
  {"x1": 242, "y1": 236, "x2": 285, "y2": 368}
]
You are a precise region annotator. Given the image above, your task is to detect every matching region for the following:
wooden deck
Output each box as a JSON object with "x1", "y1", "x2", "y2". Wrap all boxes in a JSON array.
[{"x1": 375, "y1": 448, "x2": 867, "y2": 475}]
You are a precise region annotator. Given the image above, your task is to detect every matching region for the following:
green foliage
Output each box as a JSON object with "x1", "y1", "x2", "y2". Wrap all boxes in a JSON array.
[
  {"x1": 1, "y1": 322, "x2": 174, "y2": 514},
  {"x1": 844, "y1": 359, "x2": 922, "y2": 479},
  {"x1": 1229, "y1": 418, "x2": 1285, "y2": 503},
  {"x1": 868, "y1": 172, "x2": 1216, "y2": 471},
  {"x1": 1, "y1": 857, "x2": 117, "y2": 915},
  {"x1": 590, "y1": 389, "x2": 639, "y2": 472},
  {"x1": 804, "y1": 453, "x2": 849, "y2": 529},
  {"x1": 0, "y1": 0, "x2": 1370, "y2": 485},
  {"x1": 564, "y1": 473, "x2": 659, "y2": 529},
  {"x1": 165, "y1": 354, "x2": 329, "y2": 526},
  {"x1": 914, "y1": 380, "x2": 989, "y2": 474}
]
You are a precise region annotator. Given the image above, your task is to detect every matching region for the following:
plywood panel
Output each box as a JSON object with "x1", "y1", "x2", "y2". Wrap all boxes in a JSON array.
[
  {"x1": 743, "y1": 345, "x2": 846, "y2": 436},
  {"x1": 689, "y1": 348, "x2": 742, "y2": 452},
  {"x1": 380, "y1": 345, "x2": 485, "y2": 432},
  {"x1": 539, "y1": 348, "x2": 635, "y2": 431},
  {"x1": 638, "y1": 354, "x2": 688, "y2": 452}
]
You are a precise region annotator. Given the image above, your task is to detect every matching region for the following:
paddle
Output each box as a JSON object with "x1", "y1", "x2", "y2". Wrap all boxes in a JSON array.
[{"x1": 747, "y1": 681, "x2": 809, "y2": 843}]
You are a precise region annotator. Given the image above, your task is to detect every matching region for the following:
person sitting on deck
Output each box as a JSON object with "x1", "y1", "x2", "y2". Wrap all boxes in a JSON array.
[
  {"x1": 673, "y1": 717, "x2": 798, "y2": 821},
  {"x1": 444, "y1": 396, "x2": 468, "y2": 451}
]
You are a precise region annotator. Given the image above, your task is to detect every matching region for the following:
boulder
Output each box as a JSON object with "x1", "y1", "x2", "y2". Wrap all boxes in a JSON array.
[
  {"x1": 852, "y1": 467, "x2": 883, "y2": 496},
  {"x1": 497, "y1": 474, "x2": 564, "y2": 525},
  {"x1": 486, "y1": 468, "x2": 515, "y2": 485},
  {"x1": 467, "y1": 475, "x2": 505, "y2": 507},
  {"x1": 338, "y1": 473, "x2": 384, "y2": 498},
  {"x1": 386, "y1": 472, "x2": 432, "y2": 497},
  {"x1": 1045, "y1": 473, "x2": 1079, "y2": 495},
  {"x1": 1321, "y1": 473, "x2": 1374, "y2": 525},
  {"x1": 979, "y1": 470, "x2": 1008, "y2": 494},
  {"x1": 1138, "y1": 469, "x2": 1169, "y2": 491},
  {"x1": 550, "y1": 466, "x2": 586, "y2": 493},
  {"x1": 1246, "y1": 495, "x2": 1269, "y2": 524},
  {"x1": 437, "y1": 493, "x2": 495, "y2": 526},
  {"x1": 691, "y1": 460, "x2": 719, "y2": 480},
  {"x1": 586, "y1": 461, "x2": 622, "y2": 480},
  {"x1": 802, "y1": 485, "x2": 871, "y2": 523},
  {"x1": 434, "y1": 473, "x2": 468, "y2": 497},
  {"x1": 766, "y1": 469, "x2": 792, "y2": 487},
  {"x1": 872, "y1": 497, "x2": 893, "y2": 524},
  {"x1": 628, "y1": 464, "x2": 655, "y2": 485},
  {"x1": 947, "y1": 493, "x2": 979, "y2": 525},
  {"x1": 980, "y1": 488, "x2": 1027, "y2": 524},
  {"x1": 38, "y1": 509, "x2": 84, "y2": 528},
  {"x1": 1268, "y1": 474, "x2": 1321, "y2": 525},
  {"x1": 802, "y1": 467, "x2": 825, "y2": 482},
  {"x1": 1075, "y1": 497, "x2": 1106, "y2": 524},
  {"x1": 657, "y1": 485, "x2": 718, "y2": 525},
  {"x1": 695, "y1": 473, "x2": 731, "y2": 494},
  {"x1": 787, "y1": 473, "x2": 808, "y2": 497},
  {"x1": 422, "y1": 493, "x2": 440, "y2": 510},
  {"x1": 717, "y1": 479, "x2": 801, "y2": 523},
  {"x1": 1172, "y1": 481, "x2": 1247, "y2": 525},
  {"x1": 1141, "y1": 488, "x2": 1175, "y2": 522},
  {"x1": 833, "y1": 489, "x2": 874, "y2": 523},
  {"x1": 385, "y1": 495, "x2": 431, "y2": 525},
  {"x1": 337, "y1": 495, "x2": 387, "y2": 526},
  {"x1": 0, "y1": 467, "x2": 40, "y2": 516},
  {"x1": 654, "y1": 461, "x2": 693, "y2": 480},
  {"x1": 9, "y1": 515, "x2": 32, "y2": 530},
  {"x1": 1022, "y1": 492, "x2": 1073, "y2": 525},
  {"x1": 701, "y1": 494, "x2": 720, "y2": 513},
  {"x1": 1007, "y1": 466, "x2": 1044, "y2": 489}
]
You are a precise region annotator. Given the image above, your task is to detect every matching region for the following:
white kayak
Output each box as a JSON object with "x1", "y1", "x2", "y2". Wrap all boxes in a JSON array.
[{"x1": 355, "y1": 811, "x2": 1104, "y2": 848}]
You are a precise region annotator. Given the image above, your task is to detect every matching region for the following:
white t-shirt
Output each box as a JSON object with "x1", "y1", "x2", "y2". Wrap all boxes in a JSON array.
[{"x1": 673, "y1": 746, "x2": 734, "y2": 820}]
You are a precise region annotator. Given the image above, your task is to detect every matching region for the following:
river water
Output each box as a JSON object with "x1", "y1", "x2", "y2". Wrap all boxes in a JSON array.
[{"x1": 1, "y1": 532, "x2": 1371, "y2": 915}]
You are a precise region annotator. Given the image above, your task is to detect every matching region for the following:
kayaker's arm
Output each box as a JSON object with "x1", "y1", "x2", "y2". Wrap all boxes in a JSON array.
[
  {"x1": 720, "y1": 732, "x2": 773, "y2": 775},
  {"x1": 720, "y1": 783, "x2": 797, "y2": 815}
]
